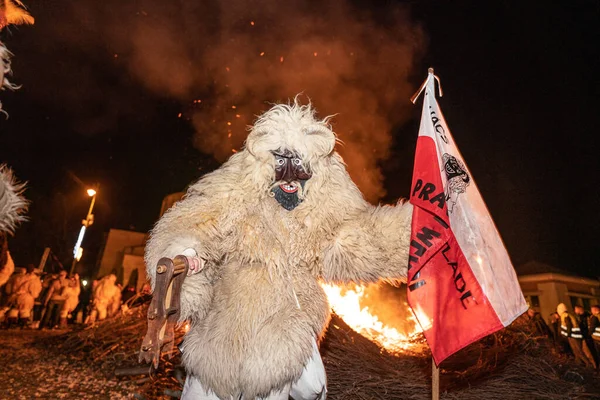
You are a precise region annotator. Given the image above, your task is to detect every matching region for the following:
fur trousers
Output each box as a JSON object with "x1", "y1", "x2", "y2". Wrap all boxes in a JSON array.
[{"x1": 182, "y1": 338, "x2": 326, "y2": 400}]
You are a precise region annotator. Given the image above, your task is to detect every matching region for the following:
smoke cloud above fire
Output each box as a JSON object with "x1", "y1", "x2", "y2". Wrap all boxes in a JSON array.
[{"x1": 43, "y1": 0, "x2": 425, "y2": 201}]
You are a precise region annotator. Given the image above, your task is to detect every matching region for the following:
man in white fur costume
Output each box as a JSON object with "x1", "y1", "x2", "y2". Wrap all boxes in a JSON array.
[
  {"x1": 144, "y1": 100, "x2": 412, "y2": 400},
  {"x1": 0, "y1": 165, "x2": 28, "y2": 289},
  {"x1": 0, "y1": 1, "x2": 32, "y2": 284},
  {"x1": 87, "y1": 274, "x2": 122, "y2": 323}
]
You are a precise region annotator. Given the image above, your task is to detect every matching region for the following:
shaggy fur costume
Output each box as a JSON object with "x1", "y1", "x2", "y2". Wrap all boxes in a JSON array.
[
  {"x1": 89, "y1": 274, "x2": 122, "y2": 321},
  {"x1": 1, "y1": 1, "x2": 35, "y2": 112},
  {"x1": 0, "y1": 165, "x2": 27, "y2": 288},
  {"x1": 145, "y1": 100, "x2": 412, "y2": 399},
  {"x1": 0, "y1": 42, "x2": 17, "y2": 113},
  {"x1": 0, "y1": 165, "x2": 28, "y2": 234}
]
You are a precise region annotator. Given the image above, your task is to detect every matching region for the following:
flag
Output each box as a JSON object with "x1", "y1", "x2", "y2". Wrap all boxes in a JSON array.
[{"x1": 407, "y1": 69, "x2": 527, "y2": 364}]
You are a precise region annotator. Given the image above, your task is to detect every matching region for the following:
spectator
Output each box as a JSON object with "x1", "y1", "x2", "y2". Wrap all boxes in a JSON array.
[
  {"x1": 38, "y1": 270, "x2": 68, "y2": 329},
  {"x1": 574, "y1": 305, "x2": 591, "y2": 338},
  {"x1": 557, "y1": 303, "x2": 597, "y2": 368},
  {"x1": 31, "y1": 273, "x2": 55, "y2": 328},
  {"x1": 12, "y1": 265, "x2": 42, "y2": 328},
  {"x1": 72, "y1": 278, "x2": 93, "y2": 324},
  {"x1": 574, "y1": 304, "x2": 597, "y2": 365},
  {"x1": 586, "y1": 304, "x2": 600, "y2": 369},
  {"x1": 590, "y1": 305, "x2": 600, "y2": 361},
  {"x1": 548, "y1": 312, "x2": 560, "y2": 341},
  {"x1": 3, "y1": 267, "x2": 25, "y2": 327},
  {"x1": 58, "y1": 274, "x2": 80, "y2": 328},
  {"x1": 121, "y1": 284, "x2": 137, "y2": 305},
  {"x1": 527, "y1": 308, "x2": 551, "y2": 337},
  {"x1": 548, "y1": 312, "x2": 571, "y2": 355},
  {"x1": 86, "y1": 274, "x2": 121, "y2": 324}
]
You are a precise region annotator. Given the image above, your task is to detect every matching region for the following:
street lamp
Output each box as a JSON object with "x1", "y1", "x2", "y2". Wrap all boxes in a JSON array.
[{"x1": 70, "y1": 187, "x2": 97, "y2": 274}]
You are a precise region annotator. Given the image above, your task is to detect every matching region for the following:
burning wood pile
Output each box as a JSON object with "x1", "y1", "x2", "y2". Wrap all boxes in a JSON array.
[{"x1": 38, "y1": 288, "x2": 600, "y2": 400}]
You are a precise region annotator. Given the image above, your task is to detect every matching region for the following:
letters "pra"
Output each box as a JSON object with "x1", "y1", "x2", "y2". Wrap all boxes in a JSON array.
[{"x1": 412, "y1": 179, "x2": 447, "y2": 211}]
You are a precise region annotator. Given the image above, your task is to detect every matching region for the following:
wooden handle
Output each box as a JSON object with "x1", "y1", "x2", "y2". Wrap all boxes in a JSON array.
[{"x1": 172, "y1": 255, "x2": 190, "y2": 275}]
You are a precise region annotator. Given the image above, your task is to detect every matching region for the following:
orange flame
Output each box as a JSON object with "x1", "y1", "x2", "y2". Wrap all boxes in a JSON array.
[{"x1": 322, "y1": 283, "x2": 423, "y2": 352}]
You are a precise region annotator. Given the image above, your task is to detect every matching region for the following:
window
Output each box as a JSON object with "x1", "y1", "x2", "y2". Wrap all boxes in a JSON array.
[
  {"x1": 530, "y1": 295, "x2": 540, "y2": 308},
  {"x1": 582, "y1": 298, "x2": 591, "y2": 311},
  {"x1": 570, "y1": 296, "x2": 580, "y2": 309}
]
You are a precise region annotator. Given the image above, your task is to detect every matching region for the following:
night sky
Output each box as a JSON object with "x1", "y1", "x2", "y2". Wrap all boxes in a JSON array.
[{"x1": 0, "y1": 0, "x2": 598, "y2": 278}]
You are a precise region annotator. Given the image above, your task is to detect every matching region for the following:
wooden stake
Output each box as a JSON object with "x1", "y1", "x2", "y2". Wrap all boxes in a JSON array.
[{"x1": 432, "y1": 358, "x2": 440, "y2": 400}]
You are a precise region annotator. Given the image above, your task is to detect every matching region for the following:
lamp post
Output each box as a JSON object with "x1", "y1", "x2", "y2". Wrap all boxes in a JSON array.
[{"x1": 70, "y1": 187, "x2": 97, "y2": 274}]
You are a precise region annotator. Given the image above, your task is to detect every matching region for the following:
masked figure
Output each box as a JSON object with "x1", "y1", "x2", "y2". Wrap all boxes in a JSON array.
[
  {"x1": 0, "y1": 0, "x2": 32, "y2": 286},
  {"x1": 145, "y1": 100, "x2": 413, "y2": 400},
  {"x1": 87, "y1": 274, "x2": 121, "y2": 323},
  {"x1": 0, "y1": 165, "x2": 28, "y2": 294}
]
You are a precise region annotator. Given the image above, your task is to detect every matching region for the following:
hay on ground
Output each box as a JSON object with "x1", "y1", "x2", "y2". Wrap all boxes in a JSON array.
[{"x1": 40, "y1": 301, "x2": 600, "y2": 400}]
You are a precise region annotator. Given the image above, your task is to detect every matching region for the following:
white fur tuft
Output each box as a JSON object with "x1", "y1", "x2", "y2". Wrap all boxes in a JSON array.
[
  {"x1": 0, "y1": 42, "x2": 19, "y2": 114},
  {"x1": 246, "y1": 98, "x2": 336, "y2": 169},
  {"x1": 0, "y1": 165, "x2": 29, "y2": 234}
]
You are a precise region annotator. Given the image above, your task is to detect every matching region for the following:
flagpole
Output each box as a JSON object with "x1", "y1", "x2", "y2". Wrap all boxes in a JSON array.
[
  {"x1": 410, "y1": 67, "x2": 443, "y2": 104},
  {"x1": 432, "y1": 359, "x2": 440, "y2": 400},
  {"x1": 411, "y1": 67, "x2": 443, "y2": 400}
]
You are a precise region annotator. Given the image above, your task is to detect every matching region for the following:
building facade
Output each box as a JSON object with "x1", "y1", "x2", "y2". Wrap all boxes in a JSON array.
[
  {"x1": 95, "y1": 193, "x2": 186, "y2": 289},
  {"x1": 96, "y1": 228, "x2": 147, "y2": 289},
  {"x1": 517, "y1": 261, "x2": 600, "y2": 319}
]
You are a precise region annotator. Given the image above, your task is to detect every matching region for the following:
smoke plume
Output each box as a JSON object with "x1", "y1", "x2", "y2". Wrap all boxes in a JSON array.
[{"x1": 38, "y1": 0, "x2": 424, "y2": 201}]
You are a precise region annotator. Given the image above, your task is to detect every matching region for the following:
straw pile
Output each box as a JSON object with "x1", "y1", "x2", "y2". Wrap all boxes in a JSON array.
[
  {"x1": 324, "y1": 314, "x2": 600, "y2": 399},
  {"x1": 39, "y1": 300, "x2": 600, "y2": 400}
]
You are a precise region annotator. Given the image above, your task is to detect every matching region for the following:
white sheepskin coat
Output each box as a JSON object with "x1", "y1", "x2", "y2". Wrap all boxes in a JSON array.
[
  {"x1": 0, "y1": 250, "x2": 14, "y2": 288},
  {"x1": 0, "y1": 165, "x2": 28, "y2": 289},
  {"x1": 145, "y1": 101, "x2": 412, "y2": 399},
  {"x1": 0, "y1": 165, "x2": 28, "y2": 235},
  {"x1": 93, "y1": 275, "x2": 122, "y2": 316},
  {"x1": 0, "y1": 42, "x2": 18, "y2": 113}
]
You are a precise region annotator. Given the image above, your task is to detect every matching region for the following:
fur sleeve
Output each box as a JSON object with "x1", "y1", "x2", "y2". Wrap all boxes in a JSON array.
[
  {"x1": 144, "y1": 193, "x2": 225, "y2": 322},
  {"x1": 322, "y1": 201, "x2": 412, "y2": 285}
]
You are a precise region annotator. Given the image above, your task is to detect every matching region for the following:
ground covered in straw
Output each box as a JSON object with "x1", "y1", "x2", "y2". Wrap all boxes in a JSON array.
[
  {"x1": 11, "y1": 303, "x2": 600, "y2": 400},
  {"x1": 0, "y1": 329, "x2": 138, "y2": 399}
]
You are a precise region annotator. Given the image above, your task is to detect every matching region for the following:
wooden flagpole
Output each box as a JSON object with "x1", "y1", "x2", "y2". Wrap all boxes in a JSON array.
[
  {"x1": 411, "y1": 68, "x2": 444, "y2": 400},
  {"x1": 432, "y1": 358, "x2": 440, "y2": 400}
]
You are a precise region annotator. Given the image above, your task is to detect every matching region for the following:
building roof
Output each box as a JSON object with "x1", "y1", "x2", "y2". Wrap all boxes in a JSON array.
[{"x1": 516, "y1": 261, "x2": 596, "y2": 279}]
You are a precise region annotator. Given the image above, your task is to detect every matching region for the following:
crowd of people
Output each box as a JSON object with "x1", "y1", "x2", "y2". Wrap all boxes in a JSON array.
[
  {"x1": 527, "y1": 303, "x2": 600, "y2": 370},
  {"x1": 0, "y1": 266, "x2": 151, "y2": 330}
]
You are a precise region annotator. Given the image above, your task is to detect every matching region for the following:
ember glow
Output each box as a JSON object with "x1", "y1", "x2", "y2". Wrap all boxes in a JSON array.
[{"x1": 322, "y1": 283, "x2": 423, "y2": 352}]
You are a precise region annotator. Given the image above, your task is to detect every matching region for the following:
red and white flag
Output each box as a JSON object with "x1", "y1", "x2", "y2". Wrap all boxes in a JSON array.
[{"x1": 407, "y1": 70, "x2": 527, "y2": 364}]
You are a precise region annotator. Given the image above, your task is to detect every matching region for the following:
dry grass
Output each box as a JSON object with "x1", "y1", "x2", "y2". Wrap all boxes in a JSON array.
[
  {"x1": 325, "y1": 314, "x2": 600, "y2": 400},
  {"x1": 41, "y1": 301, "x2": 600, "y2": 400}
]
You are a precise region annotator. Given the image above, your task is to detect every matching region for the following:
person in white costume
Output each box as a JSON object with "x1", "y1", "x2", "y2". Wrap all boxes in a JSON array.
[
  {"x1": 87, "y1": 274, "x2": 121, "y2": 323},
  {"x1": 144, "y1": 99, "x2": 413, "y2": 400}
]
